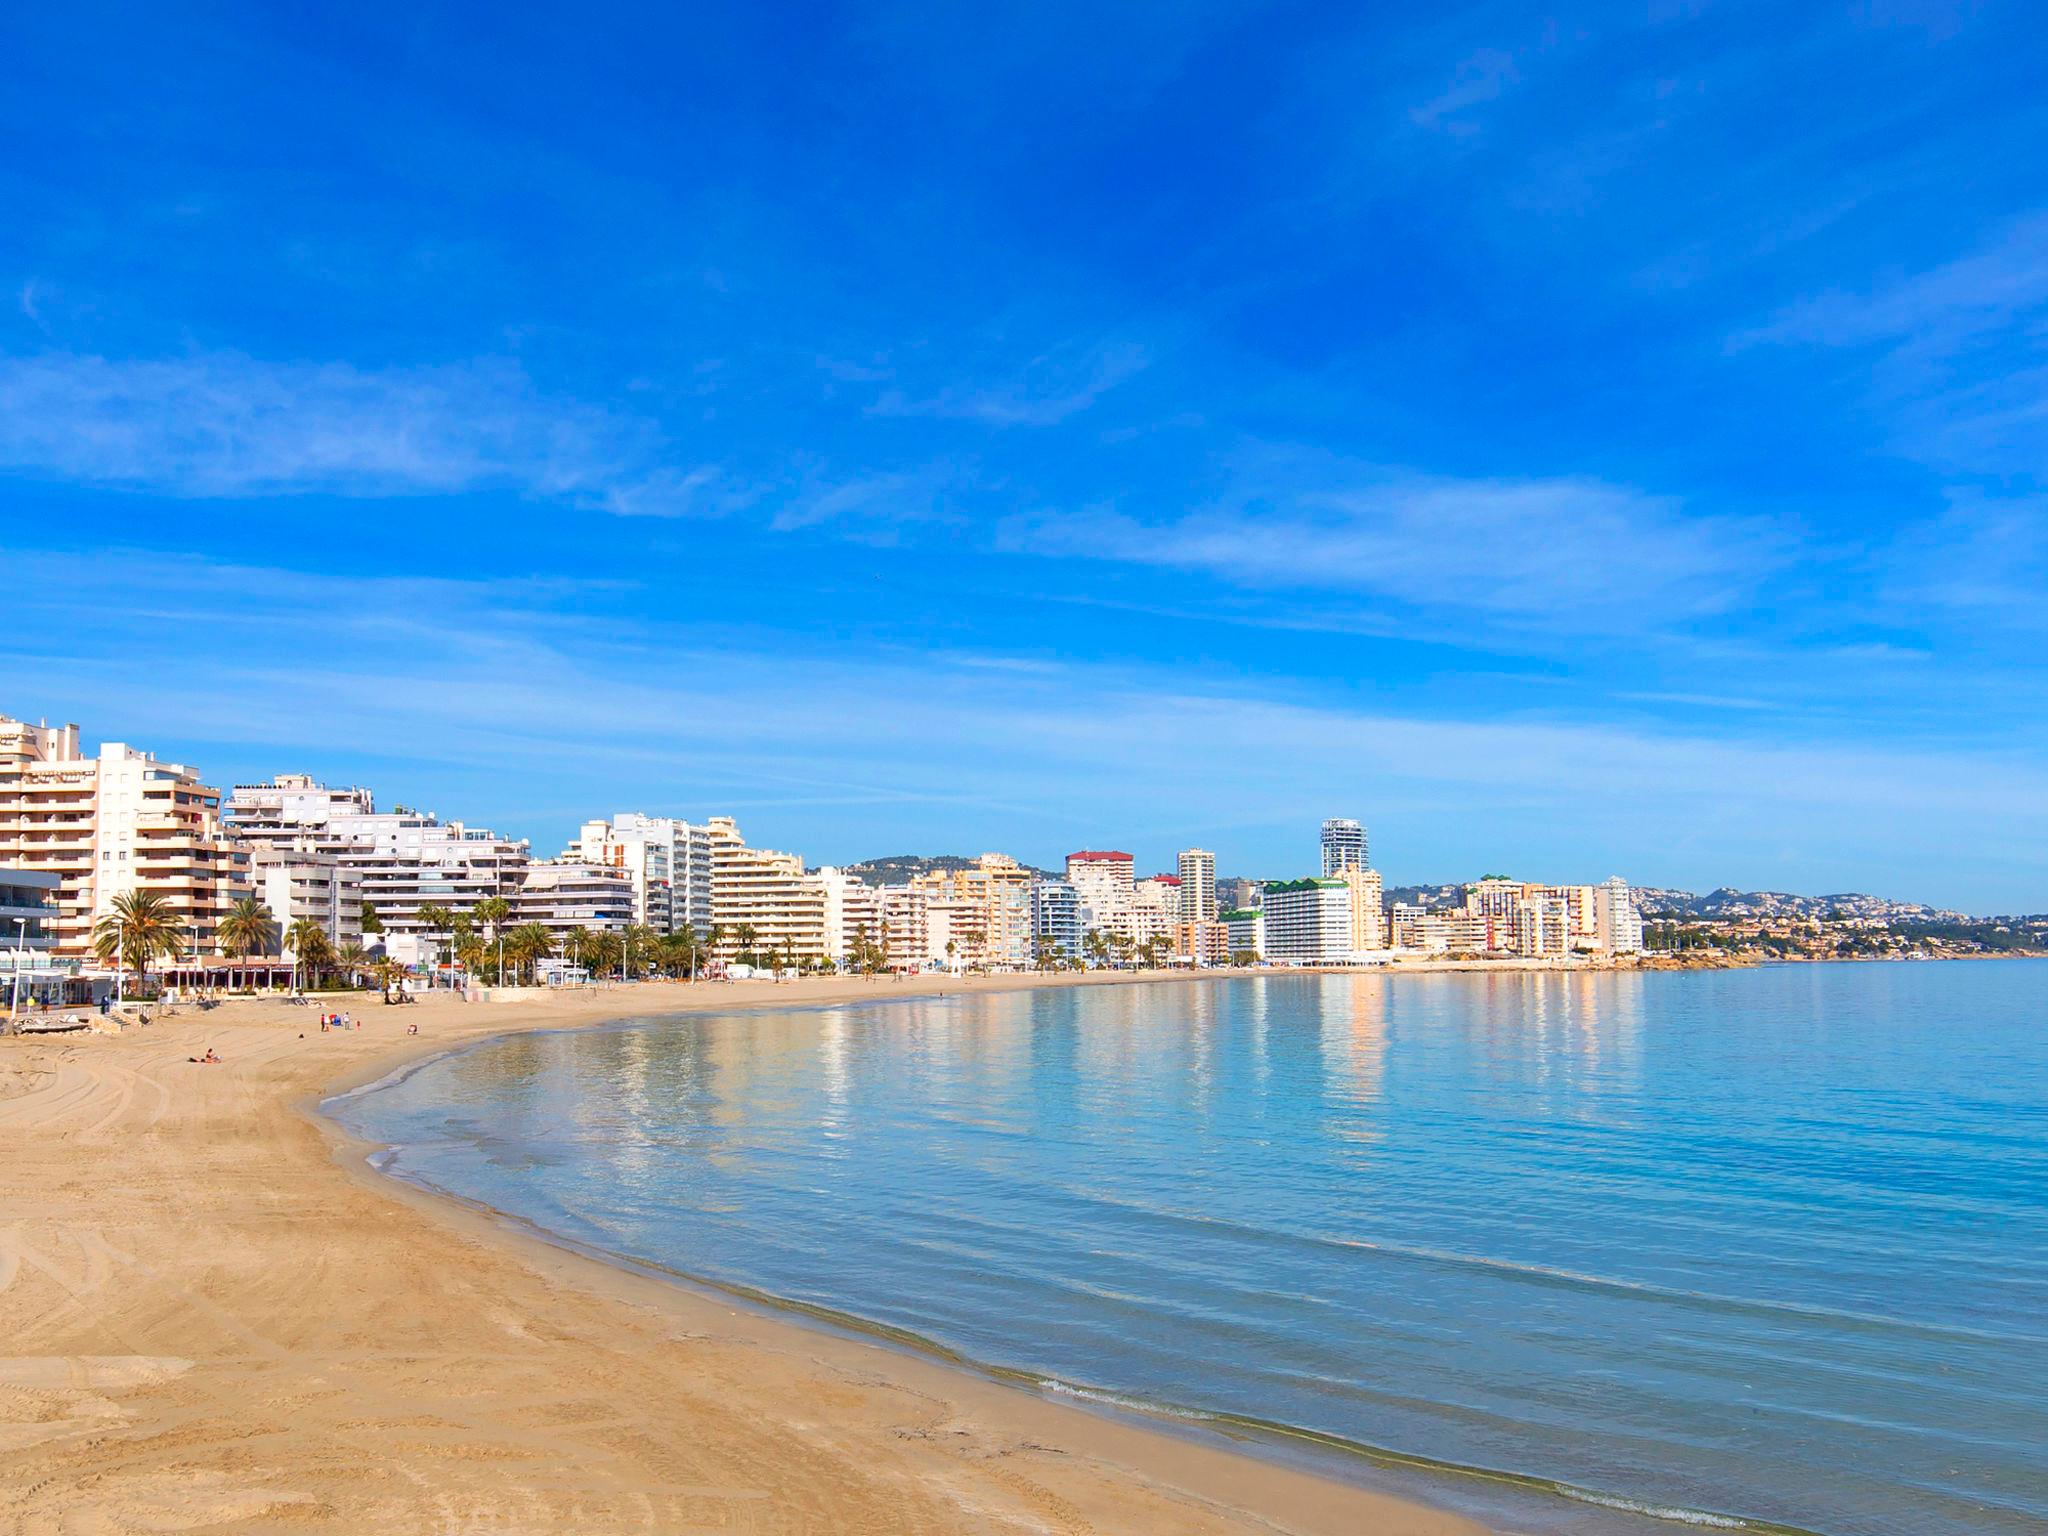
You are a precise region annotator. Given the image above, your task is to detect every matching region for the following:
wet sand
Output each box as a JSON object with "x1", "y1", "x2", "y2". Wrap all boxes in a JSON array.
[{"x1": 0, "y1": 973, "x2": 1485, "y2": 1534}]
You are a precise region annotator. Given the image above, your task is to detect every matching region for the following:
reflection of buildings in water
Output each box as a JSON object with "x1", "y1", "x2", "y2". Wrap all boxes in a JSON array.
[
  {"x1": 818, "y1": 1009, "x2": 850, "y2": 1139},
  {"x1": 1462, "y1": 970, "x2": 1647, "y2": 1115},
  {"x1": 1320, "y1": 975, "x2": 1389, "y2": 1148},
  {"x1": 1246, "y1": 975, "x2": 1272, "y2": 1096}
]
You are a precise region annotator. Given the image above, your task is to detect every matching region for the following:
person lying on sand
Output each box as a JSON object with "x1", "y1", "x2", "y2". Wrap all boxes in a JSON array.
[{"x1": 186, "y1": 1049, "x2": 221, "y2": 1064}]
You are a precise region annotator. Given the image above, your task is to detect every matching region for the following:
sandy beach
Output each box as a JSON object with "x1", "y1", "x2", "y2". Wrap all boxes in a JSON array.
[{"x1": 0, "y1": 973, "x2": 1485, "y2": 1535}]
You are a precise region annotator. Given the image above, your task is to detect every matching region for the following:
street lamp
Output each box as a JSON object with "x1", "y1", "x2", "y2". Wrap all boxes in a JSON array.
[{"x1": 9, "y1": 917, "x2": 26, "y2": 1028}]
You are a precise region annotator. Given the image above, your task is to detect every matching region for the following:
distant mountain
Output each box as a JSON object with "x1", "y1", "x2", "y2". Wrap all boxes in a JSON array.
[
  {"x1": 843, "y1": 853, "x2": 1057, "y2": 887},
  {"x1": 1631, "y1": 887, "x2": 1968, "y2": 921},
  {"x1": 1369, "y1": 882, "x2": 1970, "y2": 921}
]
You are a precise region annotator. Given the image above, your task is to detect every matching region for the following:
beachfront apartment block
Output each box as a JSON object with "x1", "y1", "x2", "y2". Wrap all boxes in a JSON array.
[
  {"x1": 1176, "y1": 848, "x2": 1217, "y2": 922},
  {"x1": 223, "y1": 775, "x2": 531, "y2": 959},
  {"x1": 1174, "y1": 920, "x2": 1232, "y2": 966},
  {"x1": 1260, "y1": 877, "x2": 1354, "y2": 963},
  {"x1": 1221, "y1": 906, "x2": 1264, "y2": 959},
  {"x1": 1, "y1": 715, "x2": 250, "y2": 958},
  {"x1": 1595, "y1": 876, "x2": 1645, "y2": 955},
  {"x1": 1342, "y1": 866, "x2": 1387, "y2": 951},
  {"x1": 821, "y1": 867, "x2": 884, "y2": 969},
  {"x1": 705, "y1": 816, "x2": 831, "y2": 965},
  {"x1": 1065, "y1": 850, "x2": 1134, "y2": 932},
  {"x1": 1320, "y1": 818, "x2": 1368, "y2": 877},
  {"x1": 907, "y1": 854, "x2": 1034, "y2": 969},
  {"x1": 1030, "y1": 878, "x2": 1085, "y2": 961},
  {"x1": 246, "y1": 845, "x2": 363, "y2": 950},
  {"x1": 515, "y1": 859, "x2": 634, "y2": 936},
  {"x1": 571, "y1": 813, "x2": 715, "y2": 936},
  {"x1": 1131, "y1": 873, "x2": 1181, "y2": 947},
  {"x1": 222, "y1": 773, "x2": 377, "y2": 843}
]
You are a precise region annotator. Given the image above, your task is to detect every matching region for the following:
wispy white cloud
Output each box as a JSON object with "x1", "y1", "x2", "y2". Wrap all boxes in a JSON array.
[
  {"x1": 768, "y1": 465, "x2": 962, "y2": 534},
  {"x1": 870, "y1": 339, "x2": 1148, "y2": 426},
  {"x1": 1002, "y1": 453, "x2": 1784, "y2": 631},
  {"x1": 1746, "y1": 212, "x2": 2048, "y2": 354},
  {"x1": 1409, "y1": 47, "x2": 1520, "y2": 137},
  {"x1": 1881, "y1": 489, "x2": 2048, "y2": 620},
  {"x1": 1740, "y1": 214, "x2": 2048, "y2": 475},
  {"x1": 0, "y1": 348, "x2": 731, "y2": 515}
]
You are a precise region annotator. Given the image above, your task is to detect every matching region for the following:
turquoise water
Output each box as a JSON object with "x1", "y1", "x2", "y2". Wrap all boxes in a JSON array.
[{"x1": 333, "y1": 965, "x2": 2048, "y2": 1535}]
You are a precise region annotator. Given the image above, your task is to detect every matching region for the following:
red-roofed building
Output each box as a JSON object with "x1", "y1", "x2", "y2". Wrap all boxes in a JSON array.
[{"x1": 1065, "y1": 849, "x2": 1134, "y2": 930}]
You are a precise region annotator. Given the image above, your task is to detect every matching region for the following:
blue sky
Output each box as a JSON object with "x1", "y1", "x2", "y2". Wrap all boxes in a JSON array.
[{"x1": 3, "y1": 2, "x2": 2046, "y2": 911}]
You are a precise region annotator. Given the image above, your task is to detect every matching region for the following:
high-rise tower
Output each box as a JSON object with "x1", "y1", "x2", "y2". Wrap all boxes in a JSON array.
[
  {"x1": 1319, "y1": 817, "x2": 1368, "y2": 876},
  {"x1": 1176, "y1": 848, "x2": 1217, "y2": 922}
]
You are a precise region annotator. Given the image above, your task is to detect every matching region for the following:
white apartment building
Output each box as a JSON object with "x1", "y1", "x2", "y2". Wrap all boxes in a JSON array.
[
  {"x1": 1128, "y1": 874, "x2": 1180, "y2": 950},
  {"x1": 1260, "y1": 877, "x2": 1353, "y2": 963},
  {"x1": 819, "y1": 868, "x2": 885, "y2": 969},
  {"x1": 223, "y1": 774, "x2": 376, "y2": 845},
  {"x1": 247, "y1": 845, "x2": 363, "y2": 950},
  {"x1": 1513, "y1": 895, "x2": 1573, "y2": 958},
  {"x1": 1392, "y1": 906, "x2": 1493, "y2": 955},
  {"x1": 1221, "y1": 906, "x2": 1264, "y2": 959},
  {"x1": 1176, "y1": 848, "x2": 1217, "y2": 922},
  {"x1": 1543, "y1": 884, "x2": 1599, "y2": 949},
  {"x1": 221, "y1": 776, "x2": 530, "y2": 951},
  {"x1": 705, "y1": 816, "x2": 830, "y2": 965},
  {"x1": 872, "y1": 882, "x2": 968, "y2": 973},
  {"x1": 1320, "y1": 818, "x2": 1368, "y2": 876},
  {"x1": 1030, "y1": 879, "x2": 1085, "y2": 961},
  {"x1": 515, "y1": 859, "x2": 633, "y2": 936},
  {"x1": 1, "y1": 717, "x2": 249, "y2": 958},
  {"x1": 1595, "y1": 877, "x2": 1644, "y2": 955},
  {"x1": 1066, "y1": 850, "x2": 1133, "y2": 934},
  {"x1": 572, "y1": 813, "x2": 715, "y2": 935}
]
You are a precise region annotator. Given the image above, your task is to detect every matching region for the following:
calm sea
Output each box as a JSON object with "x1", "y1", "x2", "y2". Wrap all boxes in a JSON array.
[{"x1": 332, "y1": 964, "x2": 2048, "y2": 1535}]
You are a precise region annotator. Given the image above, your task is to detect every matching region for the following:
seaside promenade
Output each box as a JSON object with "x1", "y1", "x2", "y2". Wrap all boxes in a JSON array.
[{"x1": 0, "y1": 975, "x2": 1480, "y2": 1536}]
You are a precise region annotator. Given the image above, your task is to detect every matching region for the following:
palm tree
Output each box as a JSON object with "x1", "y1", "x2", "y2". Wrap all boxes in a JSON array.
[
  {"x1": 285, "y1": 917, "x2": 332, "y2": 990},
  {"x1": 474, "y1": 896, "x2": 512, "y2": 983},
  {"x1": 677, "y1": 922, "x2": 707, "y2": 980},
  {"x1": 374, "y1": 955, "x2": 408, "y2": 1003},
  {"x1": 454, "y1": 928, "x2": 490, "y2": 985},
  {"x1": 413, "y1": 903, "x2": 455, "y2": 987},
  {"x1": 1083, "y1": 929, "x2": 1108, "y2": 970},
  {"x1": 733, "y1": 922, "x2": 759, "y2": 968},
  {"x1": 583, "y1": 929, "x2": 622, "y2": 977},
  {"x1": 93, "y1": 891, "x2": 188, "y2": 995},
  {"x1": 335, "y1": 940, "x2": 369, "y2": 988},
  {"x1": 504, "y1": 922, "x2": 555, "y2": 985},
  {"x1": 218, "y1": 896, "x2": 277, "y2": 960},
  {"x1": 622, "y1": 923, "x2": 658, "y2": 980},
  {"x1": 560, "y1": 926, "x2": 594, "y2": 979}
]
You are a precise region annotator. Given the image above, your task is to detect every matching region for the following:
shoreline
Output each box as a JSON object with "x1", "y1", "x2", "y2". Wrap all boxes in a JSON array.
[{"x1": 2, "y1": 969, "x2": 1488, "y2": 1535}]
